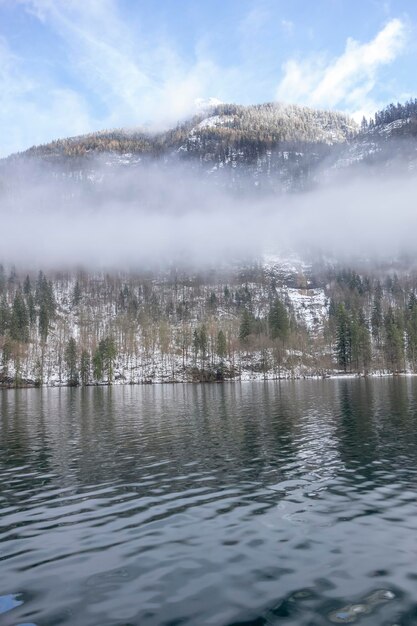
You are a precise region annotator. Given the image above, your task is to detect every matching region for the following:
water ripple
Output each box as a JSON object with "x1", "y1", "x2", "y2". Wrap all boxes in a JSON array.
[{"x1": 1, "y1": 380, "x2": 417, "y2": 625}]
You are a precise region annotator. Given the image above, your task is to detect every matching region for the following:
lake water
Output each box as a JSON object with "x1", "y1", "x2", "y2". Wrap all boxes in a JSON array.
[{"x1": 1, "y1": 379, "x2": 417, "y2": 625}]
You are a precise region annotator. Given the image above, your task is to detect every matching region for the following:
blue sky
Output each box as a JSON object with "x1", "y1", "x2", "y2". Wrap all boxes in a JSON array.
[{"x1": 1, "y1": 0, "x2": 416, "y2": 156}]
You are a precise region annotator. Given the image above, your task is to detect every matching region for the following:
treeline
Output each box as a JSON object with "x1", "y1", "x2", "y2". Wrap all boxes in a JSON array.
[
  {"x1": 0, "y1": 264, "x2": 304, "y2": 385},
  {"x1": 0, "y1": 268, "x2": 56, "y2": 382},
  {"x1": 205, "y1": 102, "x2": 355, "y2": 143},
  {"x1": 361, "y1": 98, "x2": 417, "y2": 131},
  {"x1": 17, "y1": 102, "x2": 356, "y2": 161},
  {"x1": 326, "y1": 269, "x2": 417, "y2": 373},
  {"x1": 1, "y1": 263, "x2": 417, "y2": 387}
]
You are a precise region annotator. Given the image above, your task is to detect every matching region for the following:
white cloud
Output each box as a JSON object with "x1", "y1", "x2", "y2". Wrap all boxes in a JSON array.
[
  {"x1": 276, "y1": 18, "x2": 406, "y2": 119},
  {"x1": 0, "y1": 3, "x2": 409, "y2": 157},
  {"x1": 0, "y1": 0, "x2": 239, "y2": 155},
  {"x1": 18, "y1": 0, "x2": 234, "y2": 128},
  {"x1": 239, "y1": 6, "x2": 269, "y2": 36},
  {"x1": 0, "y1": 35, "x2": 95, "y2": 156}
]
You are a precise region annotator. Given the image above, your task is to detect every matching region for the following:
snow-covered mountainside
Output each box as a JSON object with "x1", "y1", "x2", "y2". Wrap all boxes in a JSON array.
[
  {"x1": 4, "y1": 98, "x2": 417, "y2": 192},
  {"x1": 1, "y1": 99, "x2": 417, "y2": 387},
  {"x1": 2, "y1": 102, "x2": 358, "y2": 193}
]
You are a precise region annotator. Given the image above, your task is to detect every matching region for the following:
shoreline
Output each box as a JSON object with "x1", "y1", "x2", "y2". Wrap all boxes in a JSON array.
[{"x1": 1, "y1": 370, "x2": 416, "y2": 390}]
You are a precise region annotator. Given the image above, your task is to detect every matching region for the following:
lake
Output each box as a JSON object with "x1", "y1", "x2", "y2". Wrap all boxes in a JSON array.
[{"x1": 1, "y1": 379, "x2": 417, "y2": 625}]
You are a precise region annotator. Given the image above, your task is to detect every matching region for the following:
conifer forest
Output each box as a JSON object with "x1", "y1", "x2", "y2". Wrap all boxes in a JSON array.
[{"x1": 1, "y1": 261, "x2": 416, "y2": 387}]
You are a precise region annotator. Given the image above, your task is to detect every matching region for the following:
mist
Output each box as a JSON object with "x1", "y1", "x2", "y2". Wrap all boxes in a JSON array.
[{"x1": 1, "y1": 157, "x2": 417, "y2": 270}]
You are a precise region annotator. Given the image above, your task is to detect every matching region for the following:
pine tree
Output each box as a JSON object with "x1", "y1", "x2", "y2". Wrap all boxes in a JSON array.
[
  {"x1": 39, "y1": 304, "x2": 49, "y2": 343},
  {"x1": 97, "y1": 336, "x2": 117, "y2": 383},
  {"x1": 192, "y1": 325, "x2": 208, "y2": 366},
  {"x1": 80, "y1": 350, "x2": 90, "y2": 385},
  {"x1": 23, "y1": 275, "x2": 31, "y2": 296},
  {"x1": 359, "y1": 311, "x2": 372, "y2": 372},
  {"x1": 27, "y1": 293, "x2": 36, "y2": 326},
  {"x1": 64, "y1": 337, "x2": 79, "y2": 386},
  {"x1": 407, "y1": 304, "x2": 417, "y2": 371},
  {"x1": 0, "y1": 295, "x2": 9, "y2": 335},
  {"x1": 268, "y1": 299, "x2": 289, "y2": 342},
  {"x1": 216, "y1": 330, "x2": 227, "y2": 360},
  {"x1": 351, "y1": 309, "x2": 371, "y2": 372},
  {"x1": 371, "y1": 282, "x2": 383, "y2": 345},
  {"x1": 36, "y1": 271, "x2": 56, "y2": 342},
  {"x1": 93, "y1": 347, "x2": 103, "y2": 381},
  {"x1": 384, "y1": 307, "x2": 404, "y2": 372},
  {"x1": 239, "y1": 309, "x2": 253, "y2": 343},
  {"x1": 10, "y1": 291, "x2": 29, "y2": 343},
  {"x1": 199, "y1": 325, "x2": 208, "y2": 363},
  {"x1": 72, "y1": 281, "x2": 82, "y2": 307},
  {"x1": 336, "y1": 303, "x2": 351, "y2": 371}
]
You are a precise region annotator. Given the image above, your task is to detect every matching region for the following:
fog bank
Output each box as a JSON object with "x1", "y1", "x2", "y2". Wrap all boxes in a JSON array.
[{"x1": 1, "y1": 159, "x2": 416, "y2": 269}]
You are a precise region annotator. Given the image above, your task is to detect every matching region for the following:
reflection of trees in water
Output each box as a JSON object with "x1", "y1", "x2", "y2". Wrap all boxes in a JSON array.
[
  {"x1": 3, "y1": 380, "x2": 417, "y2": 505},
  {"x1": 294, "y1": 396, "x2": 342, "y2": 480},
  {"x1": 336, "y1": 378, "x2": 378, "y2": 470},
  {"x1": 385, "y1": 377, "x2": 415, "y2": 427},
  {"x1": 335, "y1": 378, "x2": 417, "y2": 486},
  {"x1": 0, "y1": 390, "x2": 30, "y2": 467},
  {"x1": 0, "y1": 389, "x2": 53, "y2": 467},
  {"x1": 0, "y1": 384, "x2": 302, "y2": 514},
  {"x1": 0, "y1": 389, "x2": 55, "y2": 508},
  {"x1": 380, "y1": 377, "x2": 417, "y2": 464},
  {"x1": 189, "y1": 382, "x2": 303, "y2": 484}
]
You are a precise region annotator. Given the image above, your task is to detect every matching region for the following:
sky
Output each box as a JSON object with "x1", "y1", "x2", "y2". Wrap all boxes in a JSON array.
[{"x1": 1, "y1": 0, "x2": 417, "y2": 157}]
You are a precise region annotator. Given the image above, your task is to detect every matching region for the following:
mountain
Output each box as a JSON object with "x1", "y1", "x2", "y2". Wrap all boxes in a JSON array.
[
  {"x1": 333, "y1": 100, "x2": 417, "y2": 173},
  {"x1": 2, "y1": 100, "x2": 417, "y2": 386},
  {"x1": 4, "y1": 98, "x2": 417, "y2": 193},
  {"x1": 17, "y1": 101, "x2": 357, "y2": 157},
  {"x1": 2, "y1": 102, "x2": 358, "y2": 193}
]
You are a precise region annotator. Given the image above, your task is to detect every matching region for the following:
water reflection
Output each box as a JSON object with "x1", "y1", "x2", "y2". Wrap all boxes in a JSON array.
[{"x1": 1, "y1": 380, "x2": 417, "y2": 625}]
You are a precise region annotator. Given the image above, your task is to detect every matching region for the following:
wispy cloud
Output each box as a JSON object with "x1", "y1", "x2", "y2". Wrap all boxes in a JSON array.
[
  {"x1": 0, "y1": 34, "x2": 94, "y2": 157},
  {"x1": 239, "y1": 6, "x2": 269, "y2": 36},
  {"x1": 0, "y1": 0, "x2": 237, "y2": 156},
  {"x1": 0, "y1": 3, "x2": 410, "y2": 157},
  {"x1": 18, "y1": 0, "x2": 232, "y2": 127},
  {"x1": 276, "y1": 18, "x2": 407, "y2": 119},
  {"x1": 280, "y1": 19, "x2": 294, "y2": 36}
]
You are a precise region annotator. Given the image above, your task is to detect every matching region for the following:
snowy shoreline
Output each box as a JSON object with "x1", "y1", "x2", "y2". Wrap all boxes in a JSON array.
[{"x1": 1, "y1": 369, "x2": 415, "y2": 390}]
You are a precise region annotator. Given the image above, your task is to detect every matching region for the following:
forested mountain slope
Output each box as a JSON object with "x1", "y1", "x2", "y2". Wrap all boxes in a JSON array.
[
  {"x1": 335, "y1": 99, "x2": 417, "y2": 172},
  {"x1": 3, "y1": 102, "x2": 357, "y2": 193},
  {"x1": 19, "y1": 102, "x2": 357, "y2": 157},
  {"x1": 1, "y1": 258, "x2": 417, "y2": 387},
  {"x1": 4, "y1": 99, "x2": 417, "y2": 192},
  {"x1": 2, "y1": 100, "x2": 417, "y2": 385}
]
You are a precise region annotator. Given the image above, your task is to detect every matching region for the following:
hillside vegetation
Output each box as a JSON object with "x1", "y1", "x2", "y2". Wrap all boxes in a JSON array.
[
  {"x1": 7, "y1": 98, "x2": 417, "y2": 193},
  {"x1": 18, "y1": 102, "x2": 357, "y2": 159},
  {"x1": 1, "y1": 260, "x2": 417, "y2": 387}
]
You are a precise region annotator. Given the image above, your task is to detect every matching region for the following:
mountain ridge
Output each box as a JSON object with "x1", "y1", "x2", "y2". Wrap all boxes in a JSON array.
[
  {"x1": 3, "y1": 99, "x2": 417, "y2": 194},
  {"x1": 8, "y1": 101, "x2": 357, "y2": 160}
]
